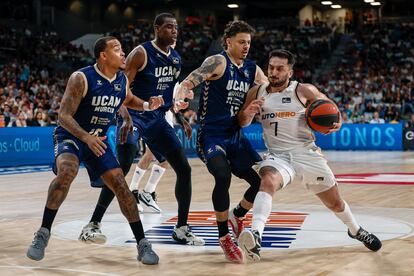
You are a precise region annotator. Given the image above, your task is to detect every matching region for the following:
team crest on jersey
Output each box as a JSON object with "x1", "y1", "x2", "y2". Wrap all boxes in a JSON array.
[
  {"x1": 97, "y1": 80, "x2": 103, "y2": 85},
  {"x1": 282, "y1": 97, "x2": 291, "y2": 103},
  {"x1": 172, "y1": 57, "x2": 179, "y2": 64},
  {"x1": 114, "y1": 84, "x2": 122, "y2": 91}
]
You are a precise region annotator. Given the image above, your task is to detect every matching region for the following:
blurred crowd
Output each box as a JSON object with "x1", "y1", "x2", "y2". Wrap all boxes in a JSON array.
[
  {"x1": 0, "y1": 21, "x2": 413, "y2": 128},
  {"x1": 316, "y1": 23, "x2": 414, "y2": 124}
]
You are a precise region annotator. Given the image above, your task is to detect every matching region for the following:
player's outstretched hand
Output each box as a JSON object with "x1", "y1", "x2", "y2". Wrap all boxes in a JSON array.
[
  {"x1": 85, "y1": 135, "x2": 107, "y2": 157},
  {"x1": 119, "y1": 118, "x2": 133, "y2": 144},
  {"x1": 245, "y1": 97, "x2": 265, "y2": 117},
  {"x1": 148, "y1": 96, "x2": 164, "y2": 110}
]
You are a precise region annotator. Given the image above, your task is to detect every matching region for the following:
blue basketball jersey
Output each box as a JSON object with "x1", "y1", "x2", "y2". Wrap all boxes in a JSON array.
[
  {"x1": 129, "y1": 41, "x2": 181, "y2": 115},
  {"x1": 198, "y1": 51, "x2": 257, "y2": 135},
  {"x1": 55, "y1": 64, "x2": 128, "y2": 137}
]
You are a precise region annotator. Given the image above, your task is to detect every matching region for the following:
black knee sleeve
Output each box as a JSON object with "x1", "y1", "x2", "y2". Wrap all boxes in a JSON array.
[
  {"x1": 166, "y1": 148, "x2": 192, "y2": 226},
  {"x1": 116, "y1": 143, "x2": 138, "y2": 176},
  {"x1": 207, "y1": 155, "x2": 232, "y2": 212},
  {"x1": 238, "y1": 168, "x2": 261, "y2": 203}
]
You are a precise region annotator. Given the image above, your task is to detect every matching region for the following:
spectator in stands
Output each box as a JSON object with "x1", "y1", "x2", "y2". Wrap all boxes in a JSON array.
[
  {"x1": 341, "y1": 111, "x2": 353, "y2": 124},
  {"x1": 12, "y1": 111, "x2": 28, "y2": 127},
  {"x1": 369, "y1": 111, "x2": 385, "y2": 124},
  {"x1": 405, "y1": 114, "x2": 414, "y2": 128},
  {"x1": 27, "y1": 111, "x2": 43, "y2": 126},
  {"x1": 0, "y1": 113, "x2": 5, "y2": 127}
]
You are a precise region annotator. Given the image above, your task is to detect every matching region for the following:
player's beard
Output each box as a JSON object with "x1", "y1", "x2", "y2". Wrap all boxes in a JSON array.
[{"x1": 269, "y1": 75, "x2": 288, "y2": 88}]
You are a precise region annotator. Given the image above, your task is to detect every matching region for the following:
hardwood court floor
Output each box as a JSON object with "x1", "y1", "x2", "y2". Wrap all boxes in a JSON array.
[{"x1": 0, "y1": 151, "x2": 413, "y2": 276}]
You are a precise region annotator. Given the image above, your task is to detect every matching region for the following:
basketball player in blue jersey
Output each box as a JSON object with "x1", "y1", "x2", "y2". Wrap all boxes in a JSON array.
[
  {"x1": 26, "y1": 36, "x2": 164, "y2": 265},
  {"x1": 175, "y1": 21, "x2": 268, "y2": 263},
  {"x1": 237, "y1": 49, "x2": 381, "y2": 261},
  {"x1": 79, "y1": 13, "x2": 204, "y2": 246}
]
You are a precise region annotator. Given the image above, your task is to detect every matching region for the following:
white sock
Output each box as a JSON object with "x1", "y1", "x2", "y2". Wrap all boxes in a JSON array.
[
  {"x1": 334, "y1": 201, "x2": 360, "y2": 235},
  {"x1": 129, "y1": 166, "x2": 146, "y2": 191},
  {"x1": 144, "y1": 164, "x2": 166, "y2": 193},
  {"x1": 251, "y1": 191, "x2": 273, "y2": 237}
]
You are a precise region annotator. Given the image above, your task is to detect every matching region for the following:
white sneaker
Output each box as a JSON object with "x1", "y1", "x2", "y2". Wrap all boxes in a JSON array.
[
  {"x1": 78, "y1": 222, "x2": 107, "y2": 244},
  {"x1": 172, "y1": 225, "x2": 205, "y2": 246},
  {"x1": 138, "y1": 190, "x2": 162, "y2": 213}
]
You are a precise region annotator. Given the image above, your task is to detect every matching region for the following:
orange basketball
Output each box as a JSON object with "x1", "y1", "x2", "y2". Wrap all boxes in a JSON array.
[{"x1": 305, "y1": 99, "x2": 340, "y2": 134}]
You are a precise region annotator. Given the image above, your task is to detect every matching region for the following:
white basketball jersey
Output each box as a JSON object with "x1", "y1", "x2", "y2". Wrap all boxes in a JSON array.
[{"x1": 256, "y1": 81, "x2": 315, "y2": 152}]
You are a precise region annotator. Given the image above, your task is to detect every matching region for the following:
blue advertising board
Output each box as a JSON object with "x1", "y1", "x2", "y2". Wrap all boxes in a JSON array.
[
  {"x1": 314, "y1": 123, "x2": 403, "y2": 150},
  {"x1": 0, "y1": 123, "x2": 404, "y2": 167},
  {"x1": 0, "y1": 127, "x2": 55, "y2": 167}
]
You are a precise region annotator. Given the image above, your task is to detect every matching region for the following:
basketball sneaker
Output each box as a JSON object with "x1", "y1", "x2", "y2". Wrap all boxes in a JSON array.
[
  {"x1": 228, "y1": 208, "x2": 244, "y2": 239},
  {"x1": 78, "y1": 222, "x2": 107, "y2": 244},
  {"x1": 137, "y1": 238, "x2": 159, "y2": 265},
  {"x1": 172, "y1": 224, "x2": 205, "y2": 245},
  {"x1": 219, "y1": 233, "x2": 245, "y2": 264},
  {"x1": 132, "y1": 190, "x2": 144, "y2": 213},
  {"x1": 348, "y1": 227, "x2": 382, "y2": 252},
  {"x1": 27, "y1": 227, "x2": 50, "y2": 261},
  {"x1": 138, "y1": 190, "x2": 162, "y2": 213},
  {"x1": 238, "y1": 230, "x2": 262, "y2": 262}
]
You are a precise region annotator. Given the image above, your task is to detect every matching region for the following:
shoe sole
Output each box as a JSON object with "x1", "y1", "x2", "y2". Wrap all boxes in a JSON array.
[
  {"x1": 238, "y1": 231, "x2": 260, "y2": 262},
  {"x1": 27, "y1": 250, "x2": 44, "y2": 261},
  {"x1": 78, "y1": 235, "x2": 107, "y2": 245}
]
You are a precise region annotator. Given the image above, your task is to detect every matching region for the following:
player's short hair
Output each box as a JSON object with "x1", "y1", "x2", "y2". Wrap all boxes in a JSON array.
[
  {"x1": 93, "y1": 36, "x2": 117, "y2": 59},
  {"x1": 154, "y1": 13, "x2": 175, "y2": 27},
  {"x1": 268, "y1": 49, "x2": 296, "y2": 68},
  {"x1": 222, "y1": 20, "x2": 255, "y2": 49}
]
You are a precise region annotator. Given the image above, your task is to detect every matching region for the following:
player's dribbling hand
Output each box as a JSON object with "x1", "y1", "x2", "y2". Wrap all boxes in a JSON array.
[
  {"x1": 85, "y1": 135, "x2": 107, "y2": 157},
  {"x1": 326, "y1": 121, "x2": 342, "y2": 134},
  {"x1": 148, "y1": 96, "x2": 164, "y2": 110}
]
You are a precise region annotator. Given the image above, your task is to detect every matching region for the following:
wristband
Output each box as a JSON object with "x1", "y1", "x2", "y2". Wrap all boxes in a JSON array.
[{"x1": 143, "y1": 101, "x2": 151, "y2": 111}]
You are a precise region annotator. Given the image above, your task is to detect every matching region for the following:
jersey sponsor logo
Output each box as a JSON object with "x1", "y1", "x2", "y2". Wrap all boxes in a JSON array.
[
  {"x1": 261, "y1": 111, "x2": 296, "y2": 120},
  {"x1": 154, "y1": 66, "x2": 178, "y2": 78},
  {"x1": 226, "y1": 80, "x2": 250, "y2": 93},
  {"x1": 282, "y1": 97, "x2": 291, "y2": 103},
  {"x1": 91, "y1": 95, "x2": 122, "y2": 113}
]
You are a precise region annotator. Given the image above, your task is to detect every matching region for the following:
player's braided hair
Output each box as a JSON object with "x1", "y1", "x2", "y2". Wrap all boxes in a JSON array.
[{"x1": 222, "y1": 20, "x2": 255, "y2": 49}]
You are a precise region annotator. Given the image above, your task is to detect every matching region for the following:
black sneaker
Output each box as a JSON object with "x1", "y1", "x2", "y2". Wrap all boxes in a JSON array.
[
  {"x1": 132, "y1": 190, "x2": 140, "y2": 203},
  {"x1": 348, "y1": 227, "x2": 382, "y2": 252}
]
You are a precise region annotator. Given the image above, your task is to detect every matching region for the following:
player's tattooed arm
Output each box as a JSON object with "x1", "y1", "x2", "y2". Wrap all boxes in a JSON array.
[
  {"x1": 59, "y1": 72, "x2": 107, "y2": 157},
  {"x1": 59, "y1": 72, "x2": 90, "y2": 141},
  {"x1": 179, "y1": 55, "x2": 225, "y2": 92}
]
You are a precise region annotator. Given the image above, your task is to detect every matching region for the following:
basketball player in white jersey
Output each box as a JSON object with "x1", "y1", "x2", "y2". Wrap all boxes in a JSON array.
[
  {"x1": 237, "y1": 49, "x2": 382, "y2": 261},
  {"x1": 129, "y1": 83, "x2": 193, "y2": 213}
]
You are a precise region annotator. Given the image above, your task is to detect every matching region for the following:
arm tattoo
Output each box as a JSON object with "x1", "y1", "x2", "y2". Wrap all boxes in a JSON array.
[
  {"x1": 58, "y1": 72, "x2": 90, "y2": 141},
  {"x1": 187, "y1": 55, "x2": 223, "y2": 87}
]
